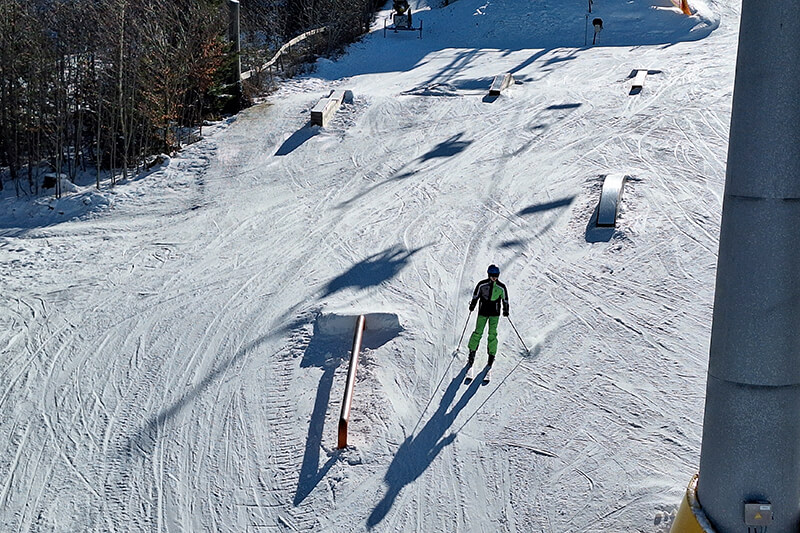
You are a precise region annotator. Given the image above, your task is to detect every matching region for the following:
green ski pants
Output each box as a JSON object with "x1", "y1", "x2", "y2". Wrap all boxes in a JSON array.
[{"x1": 467, "y1": 315, "x2": 499, "y2": 355}]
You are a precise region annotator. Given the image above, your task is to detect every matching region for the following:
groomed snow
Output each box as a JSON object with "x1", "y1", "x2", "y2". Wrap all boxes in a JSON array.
[{"x1": 1, "y1": 0, "x2": 740, "y2": 531}]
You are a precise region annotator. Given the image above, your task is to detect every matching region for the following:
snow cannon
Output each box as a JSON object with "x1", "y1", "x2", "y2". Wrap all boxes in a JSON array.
[
  {"x1": 393, "y1": 0, "x2": 409, "y2": 15},
  {"x1": 384, "y1": 0, "x2": 422, "y2": 38}
]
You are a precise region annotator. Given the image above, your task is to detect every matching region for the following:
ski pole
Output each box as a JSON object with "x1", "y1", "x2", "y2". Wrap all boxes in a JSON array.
[
  {"x1": 454, "y1": 308, "x2": 473, "y2": 354},
  {"x1": 506, "y1": 316, "x2": 530, "y2": 353}
]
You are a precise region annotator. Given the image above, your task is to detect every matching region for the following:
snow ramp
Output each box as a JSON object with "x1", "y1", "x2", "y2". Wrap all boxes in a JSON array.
[{"x1": 313, "y1": 312, "x2": 402, "y2": 349}]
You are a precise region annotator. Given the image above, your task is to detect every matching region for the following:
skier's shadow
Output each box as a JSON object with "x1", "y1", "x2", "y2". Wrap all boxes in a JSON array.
[{"x1": 367, "y1": 365, "x2": 485, "y2": 529}]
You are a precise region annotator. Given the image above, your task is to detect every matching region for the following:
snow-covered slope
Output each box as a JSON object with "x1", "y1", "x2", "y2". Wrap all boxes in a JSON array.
[{"x1": 1, "y1": 0, "x2": 740, "y2": 531}]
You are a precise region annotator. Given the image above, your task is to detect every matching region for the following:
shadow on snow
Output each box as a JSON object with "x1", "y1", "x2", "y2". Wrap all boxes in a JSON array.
[
  {"x1": 336, "y1": 133, "x2": 473, "y2": 210},
  {"x1": 119, "y1": 306, "x2": 308, "y2": 462},
  {"x1": 321, "y1": 245, "x2": 426, "y2": 298},
  {"x1": 517, "y1": 196, "x2": 575, "y2": 217},
  {"x1": 367, "y1": 365, "x2": 485, "y2": 529},
  {"x1": 274, "y1": 123, "x2": 320, "y2": 156},
  {"x1": 294, "y1": 315, "x2": 402, "y2": 505}
]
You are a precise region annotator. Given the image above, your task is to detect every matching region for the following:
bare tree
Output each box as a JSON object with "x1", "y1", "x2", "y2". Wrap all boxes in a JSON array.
[{"x1": 0, "y1": 0, "x2": 383, "y2": 196}]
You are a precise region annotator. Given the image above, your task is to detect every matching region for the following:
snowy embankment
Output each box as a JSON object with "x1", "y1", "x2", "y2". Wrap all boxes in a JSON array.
[{"x1": 1, "y1": 0, "x2": 738, "y2": 531}]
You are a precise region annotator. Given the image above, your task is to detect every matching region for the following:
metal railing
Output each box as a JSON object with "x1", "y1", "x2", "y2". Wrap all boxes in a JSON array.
[{"x1": 338, "y1": 315, "x2": 366, "y2": 448}]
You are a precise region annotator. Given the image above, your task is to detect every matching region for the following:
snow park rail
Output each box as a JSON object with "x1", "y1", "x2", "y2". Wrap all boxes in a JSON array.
[{"x1": 338, "y1": 315, "x2": 366, "y2": 448}]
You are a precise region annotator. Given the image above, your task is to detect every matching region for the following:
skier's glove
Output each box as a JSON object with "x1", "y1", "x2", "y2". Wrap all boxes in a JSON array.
[
  {"x1": 469, "y1": 301, "x2": 476, "y2": 312},
  {"x1": 503, "y1": 309, "x2": 509, "y2": 317}
]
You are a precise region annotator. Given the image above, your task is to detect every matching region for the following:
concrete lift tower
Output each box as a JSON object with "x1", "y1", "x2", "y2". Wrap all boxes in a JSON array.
[{"x1": 671, "y1": 0, "x2": 800, "y2": 531}]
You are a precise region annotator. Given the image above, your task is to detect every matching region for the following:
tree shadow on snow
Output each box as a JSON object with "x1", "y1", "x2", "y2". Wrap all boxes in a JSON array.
[
  {"x1": 367, "y1": 366, "x2": 484, "y2": 529},
  {"x1": 335, "y1": 170, "x2": 416, "y2": 210},
  {"x1": 518, "y1": 196, "x2": 575, "y2": 217},
  {"x1": 305, "y1": 3, "x2": 717, "y2": 102},
  {"x1": 498, "y1": 196, "x2": 576, "y2": 249},
  {"x1": 418, "y1": 133, "x2": 472, "y2": 161},
  {"x1": 512, "y1": 104, "x2": 582, "y2": 157},
  {"x1": 336, "y1": 133, "x2": 471, "y2": 209},
  {"x1": 321, "y1": 245, "x2": 426, "y2": 298}
]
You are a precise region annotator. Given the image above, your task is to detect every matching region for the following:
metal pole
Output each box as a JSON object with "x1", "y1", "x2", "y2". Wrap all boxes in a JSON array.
[
  {"x1": 227, "y1": 0, "x2": 242, "y2": 108},
  {"x1": 456, "y1": 309, "x2": 473, "y2": 353},
  {"x1": 694, "y1": 0, "x2": 800, "y2": 530},
  {"x1": 584, "y1": 14, "x2": 588, "y2": 47},
  {"x1": 338, "y1": 315, "x2": 366, "y2": 449},
  {"x1": 507, "y1": 317, "x2": 529, "y2": 354}
]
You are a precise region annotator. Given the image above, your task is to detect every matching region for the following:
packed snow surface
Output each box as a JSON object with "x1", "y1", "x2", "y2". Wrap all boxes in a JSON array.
[{"x1": 1, "y1": 0, "x2": 740, "y2": 531}]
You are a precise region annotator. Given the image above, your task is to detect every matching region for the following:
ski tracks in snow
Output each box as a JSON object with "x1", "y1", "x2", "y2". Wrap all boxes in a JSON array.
[{"x1": 0, "y1": 3, "x2": 741, "y2": 530}]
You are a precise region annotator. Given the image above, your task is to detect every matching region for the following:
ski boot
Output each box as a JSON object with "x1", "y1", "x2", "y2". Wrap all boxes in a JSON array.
[
  {"x1": 483, "y1": 353, "x2": 495, "y2": 384},
  {"x1": 464, "y1": 350, "x2": 478, "y2": 384}
]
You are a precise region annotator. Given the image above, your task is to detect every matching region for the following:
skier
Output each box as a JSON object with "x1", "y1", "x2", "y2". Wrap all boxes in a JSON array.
[{"x1": 466, "y1": 264, "x2": 509, "y2": 369}]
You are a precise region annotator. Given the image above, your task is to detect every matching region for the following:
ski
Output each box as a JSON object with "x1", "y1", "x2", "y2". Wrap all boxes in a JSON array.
[
  {"x1": 464, "y1": 365, "x2": 475, "y2": 384},
  {"x1": 482, "y1": 366, "x2": 492, "y2": 384}
]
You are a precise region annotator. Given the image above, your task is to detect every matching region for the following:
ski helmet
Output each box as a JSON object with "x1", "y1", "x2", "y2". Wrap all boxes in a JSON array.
[{"x1": 487, "y1": 264, "x2": 500, "y2": 276}]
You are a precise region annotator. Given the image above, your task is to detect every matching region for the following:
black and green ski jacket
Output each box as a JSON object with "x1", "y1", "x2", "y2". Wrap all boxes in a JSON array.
[{"x1": 470, "y1": 278, "x2": 509, "y2": 317}]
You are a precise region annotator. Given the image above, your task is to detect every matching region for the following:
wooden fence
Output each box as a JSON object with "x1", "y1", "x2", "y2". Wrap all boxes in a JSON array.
[{"x1": 241, "y1": 27, "x2": 327, "y2": 81}]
